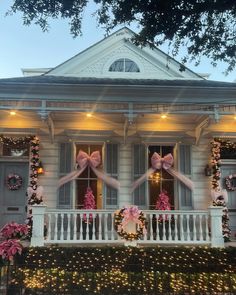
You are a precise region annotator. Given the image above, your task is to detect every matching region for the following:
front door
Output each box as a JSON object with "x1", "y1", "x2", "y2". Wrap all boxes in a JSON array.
[
  {"x1": 0, "y1": 162, "x2": 29, "y2": 229},
  {"x1": 221, "y1": 164, "x2": 236, "y2": 237}
]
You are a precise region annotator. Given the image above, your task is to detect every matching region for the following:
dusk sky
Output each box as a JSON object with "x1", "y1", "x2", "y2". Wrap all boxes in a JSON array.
[{"x1": 1, "y1": 0, "x2": 235, "y2": 82}]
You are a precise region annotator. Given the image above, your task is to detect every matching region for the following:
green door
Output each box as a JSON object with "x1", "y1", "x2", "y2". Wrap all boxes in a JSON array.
[{"x1": 0, "y1": 162, "x2": 29, "y2": 228}]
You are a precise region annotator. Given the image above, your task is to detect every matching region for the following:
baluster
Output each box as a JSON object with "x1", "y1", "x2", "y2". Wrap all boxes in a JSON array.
[
  {"x1": 162, "y1": 214, "x2": 166, "y2": 241},
  {"x1": 55, "y1": 213, "x2": 58, "y2": 241},
  {"x1": 98, "y1": 213, "x2": 102, "y2": 241},
  {"x1": 186, "y1": 214, "x2": 190, "y2": 241},
  {"x1": 92, "y1": 213, "x2": 96, "y2": 241},
  {"x1": 67, "y1": 213, "x2": 71, "y2": 241},
  {"x1": 73, "y1": 213, "x2": 77, "y2": 240},
  {"x1": 156, "y1": 213, "x2": 160, "y2": 241},
  {"x1": 47, "y1": 214, "x2": 51, "y2": 241},
  {"x1": 143, "y1": 213, "x2": 148, "y2": 241},
  {"x1": 168, "y1": 214, "x2": 171, "y2": 241},
  {"x1": 86, "y1": 214, "x2": 89, "y2": 241},
  {"x1": 192, "y1": 214, "x2": 197, "y2": 242},
  {"x1": 79, "y1": 214, "x2": 83, "y2": 240},
  {"x1": 104, "y1": 213, "x2": 108, "y2": 240},
  {"x1": 180, "y1": 214, "x2": 184, "y2": 241},
  {"x1": 174, "y1": 214, "x2": 178, "y2": 241},
  {"x1": 60, "y1": 213, "x2": 64, "y2": 240},
  {"x1": 149, "y1": 213, "x2": 153, "y2": 241},
  {"x1": 111, "y1": 213, "x2": 116, "y2": 241},
  {"x1": 199, "y1": 215, "x2": 203, "y2": 241},
  {"x1": 205, "y1": 215, "x2": 210, "y2": 241}
]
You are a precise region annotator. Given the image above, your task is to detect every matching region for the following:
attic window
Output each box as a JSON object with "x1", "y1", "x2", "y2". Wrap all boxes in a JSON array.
[{"x1": 109, "y1": 58, "x2": 140, "y2": 72}]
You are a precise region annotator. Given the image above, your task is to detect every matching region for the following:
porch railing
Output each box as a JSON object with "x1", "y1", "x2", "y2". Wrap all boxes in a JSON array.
[{"x1": 30, "y1": 206, "x2": 224, "y2": 247}]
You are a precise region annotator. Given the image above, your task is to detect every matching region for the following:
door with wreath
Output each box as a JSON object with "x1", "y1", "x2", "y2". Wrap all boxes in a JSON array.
[
  {"x1": 221, "y1": 163, "x2": 236, "y2": 237},
  {"x1": 0, "y1": 162, "x2": 29, "y2": 229}
]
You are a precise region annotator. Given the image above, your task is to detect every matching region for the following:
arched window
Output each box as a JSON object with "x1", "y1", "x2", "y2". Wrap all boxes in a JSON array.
[{"x1": 109, "y1": 58, "x2": 140, "y2": 72}]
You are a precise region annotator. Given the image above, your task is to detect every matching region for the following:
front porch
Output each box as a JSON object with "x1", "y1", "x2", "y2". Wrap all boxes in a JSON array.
[{"x1": 30, "y1": 205, "x2": 224, "y2": 247}]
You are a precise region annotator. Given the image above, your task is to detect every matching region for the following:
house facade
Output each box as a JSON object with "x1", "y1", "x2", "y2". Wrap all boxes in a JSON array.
[{"x1": 0, "y1": 28, "x2": 236, "y2": 245}]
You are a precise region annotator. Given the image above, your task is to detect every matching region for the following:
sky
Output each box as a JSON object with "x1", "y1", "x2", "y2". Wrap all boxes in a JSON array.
[{"x1": 0, "y1": 1, "x2": 235, "y2": 82}]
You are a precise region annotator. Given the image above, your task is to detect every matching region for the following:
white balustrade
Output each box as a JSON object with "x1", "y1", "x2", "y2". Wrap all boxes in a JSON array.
[{"x1": 30, "y1": 206, "x2": 224, "y2": 247}]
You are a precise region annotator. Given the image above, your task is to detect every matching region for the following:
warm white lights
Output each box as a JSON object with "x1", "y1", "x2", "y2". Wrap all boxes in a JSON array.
[
  {"x1": 161, "y1": 114, "x2": 167, "y2": 119},
  {"x1": 10, "y1": 111, "x2": 16, "y2": 116},
  {"x1": 86, "y1": 113, "x2": 92, "y2": 118}
]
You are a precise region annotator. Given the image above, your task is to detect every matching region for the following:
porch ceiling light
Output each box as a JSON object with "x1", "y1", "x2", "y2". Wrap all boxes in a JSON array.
[
  {"x1": 161, "y1": 114, "x2": 167, "y2": 119},
  {"x1": 234, "y1": 115, "x2": 236, "y2": 120},
  {"x1": 10, "y1": 111, "x2": 16, "y2": 116},
  {"x1": 86, "y1": 113, "x2": 92, "y2": 118}
]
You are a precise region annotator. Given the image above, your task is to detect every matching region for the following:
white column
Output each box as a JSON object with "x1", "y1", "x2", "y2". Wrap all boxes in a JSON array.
[
  {"x1": 208, "y1": 206, "x2": 224, "y2": 248},
  {"x1": 30, "y1": 205, "x2": 47, "y2": 247}
]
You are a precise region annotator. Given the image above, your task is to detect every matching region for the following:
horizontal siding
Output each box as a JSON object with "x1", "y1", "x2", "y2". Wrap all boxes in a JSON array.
[
  {"x1": 38, "y1": 136, "x2": 59, "y2": 209},
  {"x1": 191, "y1": 135, "x2": 212, "y2": 209}
]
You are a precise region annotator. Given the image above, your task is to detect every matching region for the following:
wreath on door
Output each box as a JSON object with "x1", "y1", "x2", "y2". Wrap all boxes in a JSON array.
[
  {"x1": 225, "y1": 174, "x2": 236, "y2": 191},
  {"x1": 6, "y1": 173, "x2": 23, "y2": 190}
]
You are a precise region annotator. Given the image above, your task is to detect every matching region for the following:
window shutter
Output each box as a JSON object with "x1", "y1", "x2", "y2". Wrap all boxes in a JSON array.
[
  {"x1": 133, "y1": 144, "x2": 147, "y2": 207},
  {"x1": 178, "y1": 144, "x2": 193, "y2": 209},
  {"x1": 58, "y1": 143, "x2": 72, "y2": 208},
  {"x1": 105, "y1": 143, "x2": 118, "y2": 208}
]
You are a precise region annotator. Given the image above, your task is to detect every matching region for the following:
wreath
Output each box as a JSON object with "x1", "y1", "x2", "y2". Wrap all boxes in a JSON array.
[
  {"x1": 114, "y1": 206, "x2": 146, "y2": 241},
  {"x1": 225, "y1": 174, "x2": 236, "y2": 191},
  {"x1": 6, "y1": 173, "x2": 23, "y2": 191}
]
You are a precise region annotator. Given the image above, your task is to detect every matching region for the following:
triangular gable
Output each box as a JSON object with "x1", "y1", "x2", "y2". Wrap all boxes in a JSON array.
[{"x1": 46, "y1": 27, "x2": 203, "y2": 80}]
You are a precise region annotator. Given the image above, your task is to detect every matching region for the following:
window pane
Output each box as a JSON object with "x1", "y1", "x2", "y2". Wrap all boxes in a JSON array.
[{"x1": 125, "y1": 59, "x2": 140, "y2": 72}]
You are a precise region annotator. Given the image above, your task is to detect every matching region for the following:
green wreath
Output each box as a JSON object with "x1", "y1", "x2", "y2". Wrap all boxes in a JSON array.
[
  {"x1": 114, "y1": 207, "x2": 146, "y2": 241},
  {"x1": 6, "y1": 173, "x2": 23, "y2": 191}
]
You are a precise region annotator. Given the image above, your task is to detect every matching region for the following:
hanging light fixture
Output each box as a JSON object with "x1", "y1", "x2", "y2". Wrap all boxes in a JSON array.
[{"x1": 37, "y1": 161, "x2": 44, "y2": 175}]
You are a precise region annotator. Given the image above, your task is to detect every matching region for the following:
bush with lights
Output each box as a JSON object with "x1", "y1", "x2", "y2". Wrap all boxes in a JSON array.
[{"x1": 6, "y1": 246, "x2": 236, "y2": 294}]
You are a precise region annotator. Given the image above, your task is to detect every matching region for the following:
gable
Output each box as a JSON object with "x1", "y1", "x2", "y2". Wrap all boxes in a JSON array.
[{"x1": 46, "y1": 27, "x2": 203, "y2": 80}]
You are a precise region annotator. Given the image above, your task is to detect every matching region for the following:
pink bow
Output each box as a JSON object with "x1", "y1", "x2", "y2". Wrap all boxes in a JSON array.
[
  {"x1": 131, "y1": 153, "x2": 194, "y2": 192},
  {"x1": 151, "y1": 153, "x2": 173, "y2": 170},
  {"x1": 58, "y1": 150, "x2": 120, "y2": 190},
  {"x1": 122, "y1": 206, "x2": 142, "y2": 229}
]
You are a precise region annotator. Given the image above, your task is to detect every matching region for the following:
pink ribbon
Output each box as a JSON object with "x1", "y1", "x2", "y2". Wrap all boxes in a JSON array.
[
  {"x1": 58, "y1": 150, "x2": 120, "y2": 190},
  {"x1": 121, "y1": 206, "x2": 142, "y2": 229},
  {"x1": 211, "y1": 189, "x2": 228, "y2": 204},
  {"x1": 131, "y1": 152, "x2": 194, "y2": 192}
]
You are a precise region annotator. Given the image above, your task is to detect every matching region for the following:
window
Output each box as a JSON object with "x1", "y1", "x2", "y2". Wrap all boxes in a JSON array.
[
  {"x1": 148, "y1": 146, "x2": 175, "y2": 209},
  {"x1": 109, "y1": 58, "x2": 140, "y2": 72},
  {"x1": 75, "y1": 144, "x2": 103, "y2": 209}
]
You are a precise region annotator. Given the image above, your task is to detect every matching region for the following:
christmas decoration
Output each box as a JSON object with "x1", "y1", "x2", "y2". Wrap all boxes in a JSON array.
[
  {"x1": 211, "y1": 138, "x2": 234, "y2": 241},
  {"x1": 83, "y1": 187, "x2": 96, "y2": 222},
  {"x1": 6, "y1": 173, "x2": 23, "y2": 191},
  {"x1": 225, "y1": 174, "x2": 236, "y2": 191},
  {"x1": 0, "y1": 222, "x2": 29, "y2": 261},
  {"x1": 115, "y1": 206, "x2": 146, "y2": 241},
  {"x1": 155, "y1": 190, "x2": 171, "y2": 222}
]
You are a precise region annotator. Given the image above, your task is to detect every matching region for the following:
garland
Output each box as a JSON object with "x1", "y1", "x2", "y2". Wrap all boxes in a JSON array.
[
  {"x1": 114, "y1": 207, "x2": 146, "y2": 241},
  {"x1": 225, "y1": 174, "x2": 236, "y2": 191},
  {"x1": 211, "y1": 138, "x2": 235, "y2": 241},
  {"x1": 6, "y1": 173, "x2": 23, "y2": 191}
]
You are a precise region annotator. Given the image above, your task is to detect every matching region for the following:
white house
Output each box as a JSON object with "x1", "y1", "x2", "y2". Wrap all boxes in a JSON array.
[{"x1": 0, "y1": 27, "x2": 235, "y2": 247}]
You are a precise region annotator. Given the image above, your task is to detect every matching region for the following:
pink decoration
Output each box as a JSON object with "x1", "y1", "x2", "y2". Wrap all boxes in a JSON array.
[
  {"x1": 0, "y1": 239, "x2": 22, "y2": 261},
  {"x1": 122, "y1": 206, "x2": 142, "y2": 229},
  {"x1": 155, "y1": 190, "x2": 171, "y2": 221},
  {"x1": 211, "y1": 189, "x2": 228, "y2": 204},
  {"x1": 0, "y1": 222, "x2": 29, "y2": 240},
  {"x1": 58, "y1": 150, "x2": 120, "y2": 190},
  {"x1": 83, "y1": 187, "x2": 96, "y2": 222},
  {"x1": 131, "y1": 153, "x2": 194, "y2": 192}
]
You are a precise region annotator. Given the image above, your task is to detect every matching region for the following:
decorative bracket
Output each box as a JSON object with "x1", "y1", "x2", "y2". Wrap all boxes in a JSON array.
[
  {"x1": 195, "y1": 116, "x2": 210, "y2": 145},
  {"x1": 38, "y1": 110, "x2": 55, "y2": 143}
]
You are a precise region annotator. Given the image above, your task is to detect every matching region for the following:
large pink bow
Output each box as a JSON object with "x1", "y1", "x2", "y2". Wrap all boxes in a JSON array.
[
  {"x1": 58, "y1": 150, "x2": 120, "y2": 190},
  {"x1": 131, "y1": 152, "x2": 194, "y2": 192},
  {"x1": 120, "y1": 206, "x2": 143, "y2": 230}
]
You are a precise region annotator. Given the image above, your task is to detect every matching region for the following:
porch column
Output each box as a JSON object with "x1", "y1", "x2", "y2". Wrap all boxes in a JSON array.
[
  {"x1": 208, "y1": 206, "x2": 224, "y2": 248},
  {"x1": 30, "y1": 205, "x2": 47, "y2": 247}
]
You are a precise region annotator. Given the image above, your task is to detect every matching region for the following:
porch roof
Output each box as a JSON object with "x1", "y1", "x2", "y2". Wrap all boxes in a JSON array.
[{"x1": 0, "y1": 76, "x2": 235, "y2": 105}]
